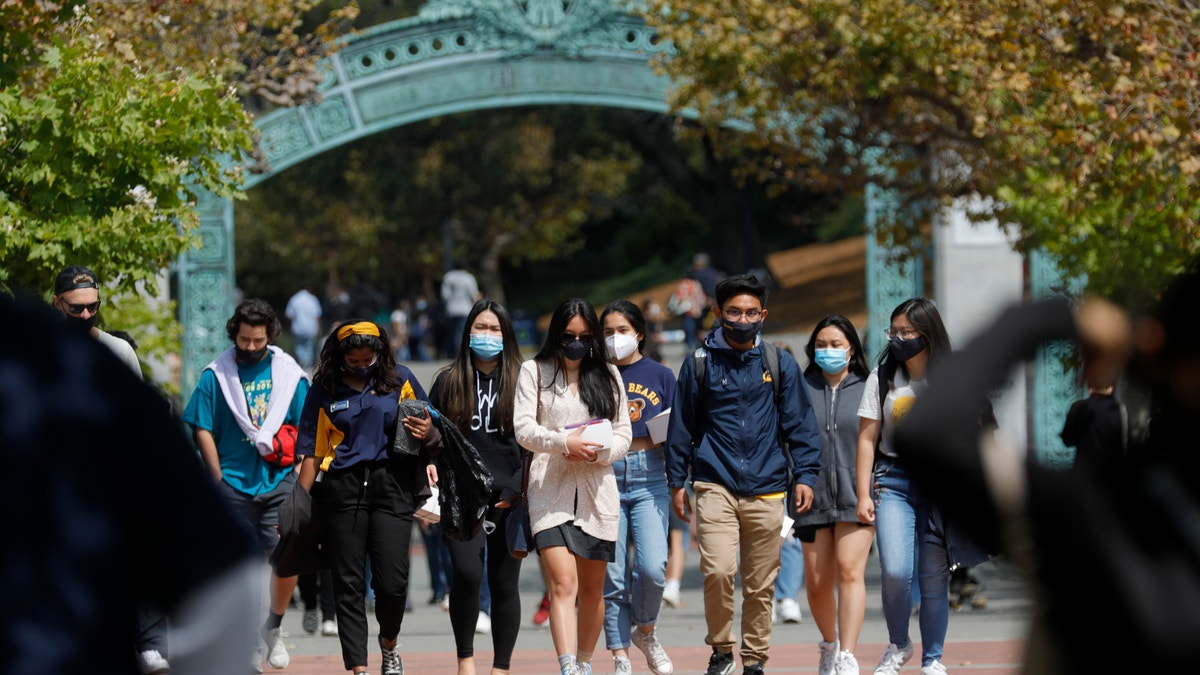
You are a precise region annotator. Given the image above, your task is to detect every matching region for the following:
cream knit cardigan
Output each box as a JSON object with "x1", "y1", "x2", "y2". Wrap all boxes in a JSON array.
[{"x1": 513, "y1": 359, "x2": 632, "y2": 542}]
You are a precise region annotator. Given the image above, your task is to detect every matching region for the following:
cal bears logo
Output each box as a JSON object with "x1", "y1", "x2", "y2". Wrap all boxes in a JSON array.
[
  {"x1": 891, "y1": 396, "x2": 916, "y2": 426},
  {"x1": 628, "y1": 398, "x2": 646, "y2": 423},
  {"x1": 762, "y1": 370, "x2": 773, "y2": 385}
]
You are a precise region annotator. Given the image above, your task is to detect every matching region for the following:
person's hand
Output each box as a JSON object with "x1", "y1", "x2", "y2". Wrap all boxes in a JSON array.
[
  {"x1": 671, "y1": 486, "x2": 691, "y2": 521},
  {"x1": 793, "y1": 484, "x2": 814, "y2": 513},
  {"x1": 563, "y1": 426, "x2": 599, "y2": 462},
  {"x1": 1076, "y1": 297, "x2": 1132, "y2": 391},
  {"x1": 426, "y1": 463, "x2": 438, "y2": 485},
  {"x1": 403, "y1": 407, "x2": 431, "y2": 440},
  {"x1": 856, "y1": 494, "x2": 876, "y2": 524}
]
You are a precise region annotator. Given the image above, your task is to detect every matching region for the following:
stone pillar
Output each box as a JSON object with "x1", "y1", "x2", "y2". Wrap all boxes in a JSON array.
[{"x1": 932, "y1": 198, "x2": 1028, "y2": 449}]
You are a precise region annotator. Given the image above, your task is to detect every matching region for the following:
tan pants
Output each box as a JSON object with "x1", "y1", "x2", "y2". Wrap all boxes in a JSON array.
[{"x1": 694, "y1": 481, "x2": 785, "y2": 667}]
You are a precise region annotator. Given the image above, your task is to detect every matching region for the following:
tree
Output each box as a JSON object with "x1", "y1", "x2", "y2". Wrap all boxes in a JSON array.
[
  {"x1": 0, "y1": 0, "x2": 356, "y2": 387},
  {"x1": 645, "y1": 0, "x2": 1199, "y2": 304}
]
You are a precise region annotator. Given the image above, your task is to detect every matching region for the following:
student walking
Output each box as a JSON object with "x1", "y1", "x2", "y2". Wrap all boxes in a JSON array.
[
  {"x1": 513, "y1": 298, "x2": 633, "y2": 675},
  {"x1": 181, "y1": 298, "x2": 310, "y2": 673},
  {"x1": 797, "y1": 315, "x2": 873, "y2": 675},
  {"x1": 296, "y1": 320, "x2": 436, "y2": 675},
  {"x1": 600, "y1": 300, "x2": 675, "y2": 675},
  {"x1": 665, "y1": 274, "x2": 822, "y2": 675},
  {"x1": 429, "y1": 299, "x2": 528, "y2": 675},
  {"x1": 855, "y1": 299, "x2": 989, "y2": 675}
]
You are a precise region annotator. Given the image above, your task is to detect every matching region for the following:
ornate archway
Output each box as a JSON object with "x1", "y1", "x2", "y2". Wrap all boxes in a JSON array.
[
  {"x1": 179, "y1": 0, "x2": 675, "y2": 394},
  {"x1": 177, "y1": 1, "x2": 1074, "y2": 463}
]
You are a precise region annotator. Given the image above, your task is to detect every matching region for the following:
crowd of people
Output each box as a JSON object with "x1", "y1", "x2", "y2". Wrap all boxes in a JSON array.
[{"x1": 10, "y1": 257, "x2": 1199, "y2": 675}]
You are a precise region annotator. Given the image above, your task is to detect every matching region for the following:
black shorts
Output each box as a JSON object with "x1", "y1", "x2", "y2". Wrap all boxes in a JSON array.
[
  {"x1": 534, "y1": 522, "x2": 615, "y2": 562},
  {"x1": 794, "y1": 521, "x2": 871, "y2": 543}
]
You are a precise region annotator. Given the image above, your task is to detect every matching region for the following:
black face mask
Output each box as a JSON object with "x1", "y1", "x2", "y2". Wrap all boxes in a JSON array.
[
  {"x1": 347, "y1": 362, "x2": 378, "y2": 379},
  {"x1": 235, "y1": 346, "x2": 269, "y2": 363},
  {"x1": 65, "y1": 314, "x2": 98, "y2": 333},
  {"x1": 887, "y1": 336, "x2": 926, "y2": 362},
  {"x1": 721, "y1": 319, "x2": 762, "y2": 345},
  {"x1": 562, "y1": 340, "x2": 590, "y2": 361}
]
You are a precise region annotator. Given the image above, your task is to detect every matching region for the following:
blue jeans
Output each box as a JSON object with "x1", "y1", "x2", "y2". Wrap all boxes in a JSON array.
[
  {"x1": 604, "y1": 448, "x2": 671, "y2": 649},
  {"x1": 422, "y1": 522, "x2": 452, "y2": 599},
  {"x1": 873, "y1": 460, "x2": 950, "y2": 666},
  {"x1": 775, "y1": 537, "x2": 804, "y2": 600}
]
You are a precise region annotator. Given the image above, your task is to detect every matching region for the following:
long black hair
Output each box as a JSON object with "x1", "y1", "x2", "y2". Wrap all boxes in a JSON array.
[
  {"x1": 532, "y1": 298, "x2": 619, "y2": 421},
  {"x1": 600, "y1": 299, "x2": 648, "y2": 355},
  {"x1": 877, "y1": 297, "x2": 952, "y2": 385},
  {"x1": 312, "y1": 319, "x2": 401, "y2": 394},
  {"x1": 432, "y1": 299, "x2": 523, "y2": 433},
  {"x1": 804, "y1": 313, "x2": 869, "y2": 378}
]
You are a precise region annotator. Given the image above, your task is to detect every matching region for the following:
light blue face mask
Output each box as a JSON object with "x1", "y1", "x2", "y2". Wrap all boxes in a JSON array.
[
  {"x1": 813, "y1": 348, "x2": 849, "y2": 374},
  {"x1": 469, "y1": 334, "x2": 504, "y2": 360}
]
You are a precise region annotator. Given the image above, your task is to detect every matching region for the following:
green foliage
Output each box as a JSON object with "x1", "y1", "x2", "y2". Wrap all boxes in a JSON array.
[
  {"x1": 645, "y1": 0, "x2": 1200, "y2": 303},
  {"x1": 0, "y1": 17, "x2": 253, "y2": 298}
]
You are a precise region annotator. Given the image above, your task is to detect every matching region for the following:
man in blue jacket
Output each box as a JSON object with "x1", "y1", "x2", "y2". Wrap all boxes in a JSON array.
[{"x1": 666, "y1": 274, "x2": 821, "y2": 675}]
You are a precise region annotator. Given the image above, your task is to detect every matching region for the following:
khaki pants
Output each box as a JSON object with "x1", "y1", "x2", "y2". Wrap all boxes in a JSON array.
[{"x1": 694, "y1": 481, "x2": 784, "y2": 667}]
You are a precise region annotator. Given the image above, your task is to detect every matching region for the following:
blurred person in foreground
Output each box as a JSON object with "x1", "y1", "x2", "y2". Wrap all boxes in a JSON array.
[
  {"x1": 0, "y1": 293, "x2": 258, "y2": 674},
  {"x1": 893, "y1": 260, "x2": 1200, "y2": 674}
]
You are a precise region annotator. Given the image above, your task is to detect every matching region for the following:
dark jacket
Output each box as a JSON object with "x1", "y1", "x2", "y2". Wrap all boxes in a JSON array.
[
  {"x1": 796, "y1": 369, "x2": 866, "y2": 526},
  {"x1": 666, "y1": 330, "x2": 821, "y2": 496}
]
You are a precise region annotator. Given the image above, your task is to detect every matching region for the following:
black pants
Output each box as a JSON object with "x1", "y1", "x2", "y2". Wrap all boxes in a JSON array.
[
  {"x1": 319, "y1": 460, "x2": 416, "y2": 670},
  {"x1": 298, "y1": 569, "x2": 336, "y2": 620},
  {"x1": 446, "y1": 507, "x2": 524, "y2": 667}
]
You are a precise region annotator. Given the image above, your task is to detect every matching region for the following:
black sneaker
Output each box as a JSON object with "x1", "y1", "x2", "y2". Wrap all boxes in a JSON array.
[
  {"x1": 705, "y1": 650, "x2": 734, "y2": 675},
  {"x1": 742, "y1": 665, "x2": 763, "y2": 675}
]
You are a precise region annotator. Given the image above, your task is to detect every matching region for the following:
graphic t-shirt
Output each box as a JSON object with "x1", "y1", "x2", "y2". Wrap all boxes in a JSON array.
[
  {"x1": 182, "y1": 352, "x2": 310, "y2": 496},
  {"x1": 857, "y1": 367, "x2": 926, "y2": 458},
  {"x1": 616, "y1": 357, "x2": 676, "y2": 441}
]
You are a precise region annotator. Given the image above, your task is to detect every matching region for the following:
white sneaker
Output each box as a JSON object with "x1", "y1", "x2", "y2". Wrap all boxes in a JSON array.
[
  {"x1": 920, "y1": 661, "x2": 947, "y2": 675},
  {"x1": 836, "y1": 650, "x2": 860, "y2": 675},
  {"x1": 661, "y1": 586, "x2": 683, "y2": 609},
  {"x1": 777, "y1": 598, "x2": 803, "y2": 624},
  {"x1": 321, "y1": 619, "x2": 338, "y2": 636},
  {"x1": 263, "y1": 627, "x2": 290, "y2": 669},
  {"x1": 631, "y1": 627, "x2": 674, "y2": 675},
  {"x1": 873, "y1": 643, "x2": 913, "y2": 675},
  {"x1": 817, "y1": 640, "x2": 839, "y2": 675},
  {"x1": 476, "y1": 611, "x2": 492, "y2": 635},
  {"x1": 138, "y1": 649, "x2": 170, "y2": 674},
  {"x1": 614, "y1": 656, "x2": 633, "y2": 675}
]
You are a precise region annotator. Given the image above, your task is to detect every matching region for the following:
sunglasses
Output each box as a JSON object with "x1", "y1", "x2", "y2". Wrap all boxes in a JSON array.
[
  {"x1": 560, "y1": 332, "x2": 592, "y2": 345},
  {"x1": 63, "y1": 300, "x2": 101, "y2": 315}
]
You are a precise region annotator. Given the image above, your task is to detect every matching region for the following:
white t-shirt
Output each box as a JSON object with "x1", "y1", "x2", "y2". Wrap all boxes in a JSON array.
[
  {"x1": 285, "y1": 289, "x2": 323, "y2": 338},
  {"x1": 857, "y1": 367, "x2": 926, "y2": 458}
]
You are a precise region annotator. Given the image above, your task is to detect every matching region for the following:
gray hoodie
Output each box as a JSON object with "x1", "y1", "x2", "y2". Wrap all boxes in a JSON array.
[{"x1": 795, "y1": 369, "x2": 867, "y2": 527}]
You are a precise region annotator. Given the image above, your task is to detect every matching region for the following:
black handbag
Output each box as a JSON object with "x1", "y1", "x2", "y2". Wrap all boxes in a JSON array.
[
  {"x1": 506, "y1": 449, "x2": 533, "y2": 559},
  {"x1": 269, "y1": 479, "x2": 328, "y2": 577}
]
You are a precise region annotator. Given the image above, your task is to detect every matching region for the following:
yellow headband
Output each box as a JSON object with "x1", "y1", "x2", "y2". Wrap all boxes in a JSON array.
[{"x1": 337, "y1": 321, "x2": 381, "y2": 342}]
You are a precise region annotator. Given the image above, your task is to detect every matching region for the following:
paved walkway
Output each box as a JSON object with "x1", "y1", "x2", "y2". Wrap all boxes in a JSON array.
[{"x1": 265, "y1": 547, "x2": 1032, "y2": 675}]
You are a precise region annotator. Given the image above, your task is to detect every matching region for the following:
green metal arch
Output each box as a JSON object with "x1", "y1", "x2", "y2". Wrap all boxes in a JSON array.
[
  {"x1": 179, "y1": 1, "x2": 676, "y2": 395},
  {"x1": 247, "y1": 5, "x2": 673, "y2": 186}
]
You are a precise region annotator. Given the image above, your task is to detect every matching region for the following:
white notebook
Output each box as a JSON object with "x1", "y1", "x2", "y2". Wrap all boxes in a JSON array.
[
  {"x1": 645, "y1": 408, "x2": 671, "y2": 445},
  {"x1": 565, "y1": 418, "x2": 615, "y2": 451}
]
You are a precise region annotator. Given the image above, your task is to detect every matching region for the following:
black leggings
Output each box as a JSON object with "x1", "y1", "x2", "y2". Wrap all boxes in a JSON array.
[{"x1": 446, "y1": 507, "x2": 524, "y2": 668}]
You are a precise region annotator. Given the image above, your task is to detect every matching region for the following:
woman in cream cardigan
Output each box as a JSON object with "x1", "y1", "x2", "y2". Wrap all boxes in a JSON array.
[{"x1": 514, "y1": 298, "x2": 632, "y2": 675}]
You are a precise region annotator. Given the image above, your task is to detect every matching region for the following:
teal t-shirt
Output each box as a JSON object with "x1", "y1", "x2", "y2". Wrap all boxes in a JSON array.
[{"x1": 182, "y1": 352, "x2": 309, "y2": 496}]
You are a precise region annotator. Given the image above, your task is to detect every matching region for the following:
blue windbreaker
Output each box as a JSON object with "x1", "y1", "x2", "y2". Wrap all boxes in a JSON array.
[{"x1": 665, "y1": 330, "x2": 821, "y2": 496}]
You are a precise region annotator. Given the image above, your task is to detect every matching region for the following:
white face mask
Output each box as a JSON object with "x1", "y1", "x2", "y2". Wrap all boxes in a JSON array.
[{"x1": 604, "y1": 333, "x2": 639, "y2": 360}]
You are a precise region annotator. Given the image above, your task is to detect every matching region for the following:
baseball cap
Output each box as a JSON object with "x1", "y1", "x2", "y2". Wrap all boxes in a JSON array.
[{"x1": 53, "y1": 265, "x2": 99, "y2": 295}]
